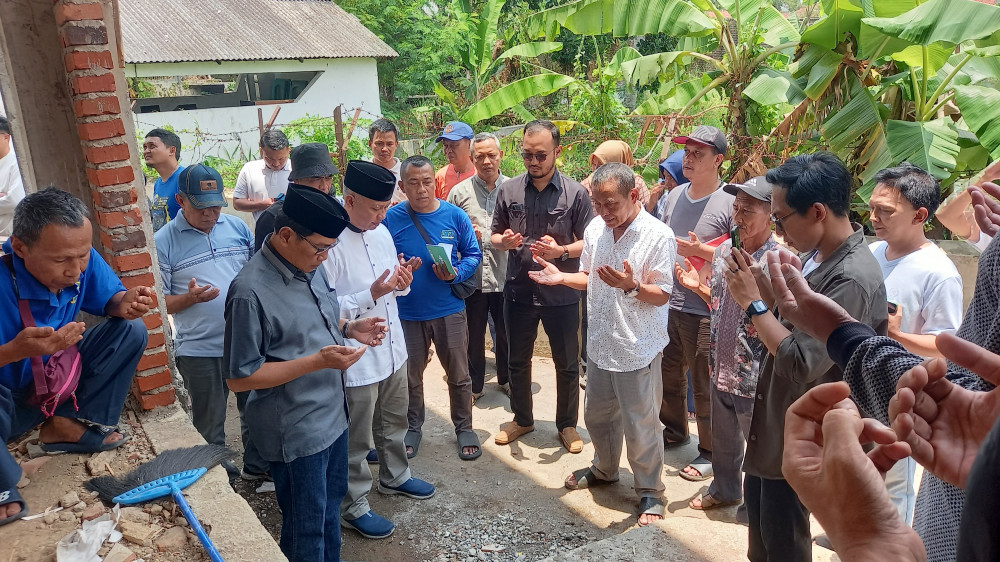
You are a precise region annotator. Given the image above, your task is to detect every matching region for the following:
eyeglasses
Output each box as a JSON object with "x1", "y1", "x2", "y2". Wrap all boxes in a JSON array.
[
  {"x1": 770, "y1": 210, "x2": 796, "y2": 231},
  {"x1": 297, "y1": 232, "x2": 338, "y2": 255},
  {"x1": 521, "y1": 151, "x2": 549, "y2": 163}
]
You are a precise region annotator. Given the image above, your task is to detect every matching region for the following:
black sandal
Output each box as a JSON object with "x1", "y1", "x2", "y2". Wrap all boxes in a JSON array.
[{"x1": 564, "y1": 467, "x2": 617, "y2": 490}]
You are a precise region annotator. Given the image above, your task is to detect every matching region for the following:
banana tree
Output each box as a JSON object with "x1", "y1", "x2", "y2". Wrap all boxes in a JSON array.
[{"x1": 527, "y1": 0, "x2": 802, "y2": 179}]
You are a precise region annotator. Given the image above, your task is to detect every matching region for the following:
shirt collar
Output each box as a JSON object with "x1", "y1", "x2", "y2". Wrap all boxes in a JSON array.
[
  {"x1": 260, "y1": 236, "x2": 313, "y2": 285},
  {"x1": 523, "y1": 169, "x2": 563, "y2": 192},
  {"x1": 261, "y1": 159, "x2": 292, "y2": 173},
  {"x1": 175, "y1": 209, "x2": 222, "y2": 233}
]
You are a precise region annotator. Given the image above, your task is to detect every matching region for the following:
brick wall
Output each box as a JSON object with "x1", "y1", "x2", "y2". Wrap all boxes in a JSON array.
[{"x1": 55, "y1": 0, "x2": 175, "y2": 409}]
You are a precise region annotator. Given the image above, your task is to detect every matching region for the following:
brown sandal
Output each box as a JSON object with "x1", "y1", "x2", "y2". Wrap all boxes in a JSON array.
[{"x1": 689, "y1": 492, "x2": 740, "y2": 510}]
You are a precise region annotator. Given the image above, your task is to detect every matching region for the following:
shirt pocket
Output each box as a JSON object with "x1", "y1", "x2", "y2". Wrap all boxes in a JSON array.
[{"x1": 546, "y1": 208, "x2": 572, "y2": 242}]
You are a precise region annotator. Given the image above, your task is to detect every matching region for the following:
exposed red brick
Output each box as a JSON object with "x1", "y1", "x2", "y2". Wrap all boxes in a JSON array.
[
  {"x1": 136, "y1": 387, "x2": 176, "y2": 410},
  {"x1": 86, "y1": 165, "x2": 134, "y2": 187},
  {"x1": 134, "y1": 368, "x2": 171, "y2": 392},
  {"x1": 73, "y1": 95, "x2": 120, "y2": 118},
  {"x1": 64, "y1": 50, "x2": 113, "y2": 72},
  {"x1": 55, "y1": 2, "x2": 104, "y2": 26},
  {"x1": 84, "y1": 143, "x2": 130, "y2": 164},
  {"x1": 60, "y1": 24, "x2": 108, "y2": 47},
  {"x1": 99, "y1": 228, "x2": 146, "y2": 253},
  {"x1": 111, "y1": 252, "x2": 153, "y2": 273},
  {"x1": 96, "y1": 208, "x2": 142, "y2": 229},
  {"x1": 147, "y1": 331, "x2": 165, "y2": 349},
  {"x1": 92, "y1": 186, "x2": 138, "y2": 209},
  {"x1": 142, "y1": 313, "x2": 163, "y2": 330},
  {"x1": 122, "y1": 272, "x2": 156, "y2": 291},
  {"x1": 77, "y1": 117, "x2": 124, "y2": 140}
]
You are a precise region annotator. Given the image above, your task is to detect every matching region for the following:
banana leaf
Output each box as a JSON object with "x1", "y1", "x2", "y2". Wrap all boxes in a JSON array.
[
  {"x1": 885, "y1": 118, "x2": 961, "y2": 180},
  {"x1": 954, "y1": 85, "x2": 1000, "y2": 160},
  {"x1": 820, "y1": 74, "x2": 892, "y2": 201},
  {"x1": 716, "y1": 0, "x2": 800, "y2": 46},
  {"x1": 621, "y1": 51, "x2": 705, "y2": 87},
  {"x1": 743, "y1": 69, "x2": 807, "y2": 106},
  {"x1": 801, "y1": 0, "x2": 864, "y2": 51},
  {"x1": 461, "y1": 74, "x2": 577, "y2": 124},
  {"x1": 526, "y1": 0, "x2": 715, "y2": 40},
  {"x1": 789, "y1": 44, "x2": 843, "y2": 100},
  {"x1": 862, "y1": 0, "x2": 1000, "y2": 47}
]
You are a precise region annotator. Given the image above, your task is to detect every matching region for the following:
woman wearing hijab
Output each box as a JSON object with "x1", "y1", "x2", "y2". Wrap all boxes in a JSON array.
[{"x1": 581, "y1": 140, "x2": 651, "y2": 210}]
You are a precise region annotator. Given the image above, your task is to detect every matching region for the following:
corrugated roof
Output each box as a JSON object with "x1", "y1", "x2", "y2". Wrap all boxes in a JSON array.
[{"x1": 120, "y1": 0, "x2": 397, "y2": 64}]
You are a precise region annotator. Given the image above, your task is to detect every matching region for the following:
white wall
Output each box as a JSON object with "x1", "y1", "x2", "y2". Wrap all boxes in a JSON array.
[{"x1": 128, "y1": 58, "x2": 382, "y2": 163}]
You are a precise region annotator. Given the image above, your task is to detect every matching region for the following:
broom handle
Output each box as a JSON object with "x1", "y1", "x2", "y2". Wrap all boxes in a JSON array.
[{"x1": 170, "y1": 482, "x2": 224, "y2": 562}]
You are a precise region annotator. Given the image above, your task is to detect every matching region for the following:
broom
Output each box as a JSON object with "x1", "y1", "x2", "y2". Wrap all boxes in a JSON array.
[{"x1": 86, "y1": 444, "x2": 236, "y2": 562}]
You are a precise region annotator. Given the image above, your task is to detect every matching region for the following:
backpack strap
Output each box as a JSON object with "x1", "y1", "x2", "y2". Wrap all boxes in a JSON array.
[
  {"x1": 404, "y1": 203, "x2": 434, "y2": 245},
  {"x1": 3, "y1": 252, "x2": 52, "y2": 394}
]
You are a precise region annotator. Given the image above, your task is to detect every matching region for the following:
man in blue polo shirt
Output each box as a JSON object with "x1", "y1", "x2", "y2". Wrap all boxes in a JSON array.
[
  {"x1": 384, "y1": 155, "x2": 482, "y2": 460},
  {"x1": 144, "y1": 128, "x2": 185, "y2": 231},
  {"x1": 0, "y1": 187, "x2": 152, "y2": 526},
  {"x1": 155, "y1": 164, "x2": 254, "y2": 481}
]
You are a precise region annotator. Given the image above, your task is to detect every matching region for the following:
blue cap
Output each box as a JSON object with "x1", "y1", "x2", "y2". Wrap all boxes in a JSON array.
[
  {"x1": 435, "y1": 121, "x2": 474, "y2": 142},
  {"x1": 659, "y1": 150, "x2": 688, "y2": 185},
  {"x1": 178, "y1": 164, "x2": 228, "y2": 209}
]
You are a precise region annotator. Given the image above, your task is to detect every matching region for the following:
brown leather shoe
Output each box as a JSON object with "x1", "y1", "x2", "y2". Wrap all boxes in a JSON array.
[
  {"x1": 495, "y1": 421, "x2": 534, "y2": 445},
  {"x1": 559, "y1": 427, "x2": 583, "y2": 454}
]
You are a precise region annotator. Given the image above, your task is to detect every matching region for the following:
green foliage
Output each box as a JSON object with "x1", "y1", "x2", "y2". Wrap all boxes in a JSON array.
[
  {"x1": 282, "y1": 115, "x2": 371, "y2": 162},
  {"x1": 202, "y1": 153, "x2": 248, "y2": 189},
  {"x1": 128, "y1": 78, "x2": 157, "y2": 99}
]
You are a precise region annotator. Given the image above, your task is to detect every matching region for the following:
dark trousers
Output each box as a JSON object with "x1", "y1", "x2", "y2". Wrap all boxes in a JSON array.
[
  {"x1": 466, "y1": 290, "x2": 508, "y2": 393},
  {"x1": 505, "y1": 299, "x2": 580, "y2": 431},
  {"x1": 402, "y1": 310, "x2": 473, "y2": 434},
  {"x1": 660, "y1": 310, "x2": 713, "y2": 457},
  {"x1": 270, "y1": 430, "x2": 349, "y2": 562},
  {"x1": 0, "y1": 318, "x2": 146, "y2": 491},
  {"x1": 744, "y1": 474, "x2": 812, "y2": 562},
  {"x1": 235, "y1": 390, "x2": 268, "y2": 475},
  {"x1": 175, "y1": 356, "x2": 228, "y2": 447}
]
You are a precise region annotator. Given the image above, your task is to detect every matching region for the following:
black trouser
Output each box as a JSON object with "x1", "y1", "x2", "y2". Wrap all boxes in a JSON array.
[
  {"x1": 466, "y1": 290, "x2": 508, "y2": 393},
  {"x1": 744, "y1": 474, "x2": 812, "y2": 562},
  {"x1": 660, "y1": 309, "x2": 713, "y2": 458},
  {"x1": 504, "y1": 299, "x2": 580, "y2": 431}
]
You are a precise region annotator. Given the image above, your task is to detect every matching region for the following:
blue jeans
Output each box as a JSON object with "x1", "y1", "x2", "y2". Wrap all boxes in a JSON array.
[
  {"x1": 1, "y1": 318, "x2": 146, "y2": 491},
  {"x1": 270, "y1": 430, "x2": 349, "y2": 562}
]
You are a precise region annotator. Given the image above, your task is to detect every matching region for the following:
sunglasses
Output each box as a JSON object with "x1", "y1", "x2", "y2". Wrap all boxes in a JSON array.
[
  {"x1": 521, "y1": 151, "x2": 550, "y2": 163},
  {"x1": 297, "y1": 232, "x2": 338, "y2": 255}
]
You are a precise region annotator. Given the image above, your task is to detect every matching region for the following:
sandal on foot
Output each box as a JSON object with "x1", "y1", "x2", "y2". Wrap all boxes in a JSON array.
[
  {"x1": 564, "y1": 467, "x2": 617, "y2": 490},
  {"x1": 679, "y1": 455, "x2": 713, "y2": 482},
  {"x1": 40, "y1": 425, "x2": 130, "y2": 454},
  {"x1": 559, "y1": 427, "x2": 583, "y2": 454},
  {"x1": 637, "y1": 496, "x2": 664, "y2": 525},
  {"x1": 404, "y1": 430, "x2": 421, "y2": 459},
  {"x1": 663, "y1": 434, "x2": 691, "y2": 449},
  {"x1": 0, "y1": 488, "x2": 27, "y2": 527},
  {"x1": 689, "y1": 492, "x2": 740, "y2": 510},
  {"x1": 472, "y1": 391, "x2": 485, "y2": 405},
  {"x1": 457, "y1": 430, "x2": 481, "y2": 461},
  {"x1": 495, "y1": 422, "x2": 533, "y2": 445}
]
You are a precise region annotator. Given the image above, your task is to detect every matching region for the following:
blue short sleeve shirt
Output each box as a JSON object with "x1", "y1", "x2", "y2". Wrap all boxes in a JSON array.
[{"x1": 0, "y1": 240, "x2": 125, "y2": 390}]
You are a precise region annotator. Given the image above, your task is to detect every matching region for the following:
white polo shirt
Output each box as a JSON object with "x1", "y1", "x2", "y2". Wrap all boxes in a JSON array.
[
  {"x1": 233, "y1": 158, "x2": 292, "y2": 220},
  {"x1": 0, "y1": 148, "x2": 25, "y2": 238}
]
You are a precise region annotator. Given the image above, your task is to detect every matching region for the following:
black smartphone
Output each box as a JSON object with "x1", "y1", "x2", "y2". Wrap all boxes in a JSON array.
[
  {"x1": 888, "y1": 301, "x2": 898, "y2": 314},
  {"x1": 730, "y1": 224, "x2": 742, "y2": 251}
]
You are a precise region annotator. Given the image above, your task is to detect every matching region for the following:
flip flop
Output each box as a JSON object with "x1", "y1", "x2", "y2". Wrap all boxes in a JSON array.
[
  {"x1": 0, "y1": 488, "x2": 28, "y2": 527},
  {"x1": 689, "y1": 492, "x2": 740, "y2": 510},
  {"x1": 564, "y1": 467, "x2": 617, "y2": 490},
  {"x1": 663, "y1": 435, "x2": 691, "y2": 449},
  {"x1": 457, "y1": 430, "x2": 481, "y2": 461},
  {"x1": 404, "y1": 430, "x2": 421, "y2": 459},
  {"x1": 40, "y1": 425, "x2": 130, "y2": 454},
  {"x1": 637, "y1": 496, "x2": 664, "y2": 526},
  {"x1": 679, "y1": 455, "x2": 714, "y2": 482}
]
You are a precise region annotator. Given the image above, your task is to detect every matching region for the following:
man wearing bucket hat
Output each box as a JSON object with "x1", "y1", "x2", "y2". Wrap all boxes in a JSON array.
[
  {"x1": 434, "y1": 121, "x2": 477, "y2": 200},
  {"x1": 254, "y1": 142, "x2": 340, "y2": 253},
  {"x1": 154, "y1": 164, "x2": 253, "y2": 481},
  {"x1": 323, "y1": 160, "x2": 435, "y2": 540}
]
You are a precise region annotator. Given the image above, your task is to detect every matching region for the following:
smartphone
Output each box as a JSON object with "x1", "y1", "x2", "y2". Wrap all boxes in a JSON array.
[
  {"x1": 730, "y1": 224, "x2": 742, "y2": 251},
  {"x1": 887, "y1": 301, "x2": 898, "y2": 314}
]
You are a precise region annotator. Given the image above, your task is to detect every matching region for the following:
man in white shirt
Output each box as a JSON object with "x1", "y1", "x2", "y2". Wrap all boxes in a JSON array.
[
  {"x1": 367, "y1": 119, "x2": 406, "y2": 204},
  {"x1": 232, "y1": 129, "x2": 292, "y2": 220},
  {"x1": 530, "y1": 162, "x2": 676, "y2": 527},
  {"x1": 323, "y1": 160, "x2": 434, "y2": 540},
  {"x1": 868, "y1": 162, "x2": 964, "y2": 525},
  {"x1": 0, "y1": 116, "x2": 24, "y2": 239}
]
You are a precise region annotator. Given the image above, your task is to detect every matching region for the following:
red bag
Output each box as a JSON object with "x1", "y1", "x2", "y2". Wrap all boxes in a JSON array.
[{"x1": 3, "y1": 254, "x2": 82, "y2": 417}]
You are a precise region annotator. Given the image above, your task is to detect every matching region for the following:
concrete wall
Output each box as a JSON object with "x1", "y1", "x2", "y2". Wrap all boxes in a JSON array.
[{"x1": 126, "y1": 58, "x2": 383, "y2": 162}]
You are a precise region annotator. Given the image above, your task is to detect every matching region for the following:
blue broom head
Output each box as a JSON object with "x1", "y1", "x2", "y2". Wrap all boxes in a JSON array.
[
  {"x1": 86, "y1": 444, "x2": 236, "y2": 502},
  {"x1": 114, "y1": 467, "x2": 207, "y2": 504}
]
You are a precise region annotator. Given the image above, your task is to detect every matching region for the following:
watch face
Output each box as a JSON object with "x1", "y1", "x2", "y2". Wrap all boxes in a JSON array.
[{"x1": 748, "y1": 300, "x2": 768, "y2": 315}]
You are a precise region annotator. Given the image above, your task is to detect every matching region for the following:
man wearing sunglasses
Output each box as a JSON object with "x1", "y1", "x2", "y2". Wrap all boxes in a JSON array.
[
  {"x1": 720, "y1": 152, "x2": 888, "y2": 562},
  {"x1": 491, "y1": 120, "x2": 594, "y2": 454}
]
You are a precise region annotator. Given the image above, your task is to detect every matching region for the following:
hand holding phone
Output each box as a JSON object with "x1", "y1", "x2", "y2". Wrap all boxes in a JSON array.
[{"x1": 730, "y1": 224, "x2": 742, "y2": 251}]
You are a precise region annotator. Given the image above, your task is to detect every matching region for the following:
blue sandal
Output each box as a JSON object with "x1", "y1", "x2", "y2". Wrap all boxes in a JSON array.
[
  {"x1": 40, "y1": 425, "x2": 130, "y2": 454},
  {"x1": 0, "y1": 488, "x2": 28, "y2": 527}
]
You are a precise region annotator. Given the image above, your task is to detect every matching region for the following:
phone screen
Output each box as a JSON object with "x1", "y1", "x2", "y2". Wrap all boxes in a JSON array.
[
  {"x1": 730, "y1": 225, "x2": 741, "y2": 250},
  {"x1": 888, "y1": 301, "x2": 898, "y2": 314}
]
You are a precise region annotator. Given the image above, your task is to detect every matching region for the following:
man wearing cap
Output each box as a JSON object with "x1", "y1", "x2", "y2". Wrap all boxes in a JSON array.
[
  {"x1": 657, "y1": 125, "x2": 734, "y2": 483},
  {"x1": 447, "y1": 132, "x2": 510, "y2": 401},
  {"x1": 434, "y1": 121, "x2": 477, "y2": 200},
  {"x1": 324, "y1": 160, "x2": 435, "y2": 540},
  {"x1": 232, "y1": 129, "x2": 293, "y2": 220},
  {"x1": 225, "y1": 183, "x2": 388, "y2": 562},
  {"x1": 491, "y1": 120, "x2": 594, "y2": 454},
  {"x1": 674, "y1": 177, "x2": 776, "y2": 518},
  {"x1": 154, "y1": 164, "x2": 253, "y2": 480},
  {"x1": 254, "y1": 142, "x2": 339, "y2": 253},
  {"x1": 367, "y1": 119, "x2": 407, "y2": 204},
  {"x1": 384, "y1": 155, "x2": 483, "y2": 460}
]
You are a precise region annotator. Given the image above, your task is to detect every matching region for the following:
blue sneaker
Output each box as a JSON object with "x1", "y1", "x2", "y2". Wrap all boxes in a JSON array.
[
  {"x1": 341, "y1": 510, "x2": 394, "y2": 539},
  {"x1": 377, "y1": 477, "x2": 436, "y2": 499},
  {"x1": 366, "y1": 448, "x2": 379, "y2": 463}
]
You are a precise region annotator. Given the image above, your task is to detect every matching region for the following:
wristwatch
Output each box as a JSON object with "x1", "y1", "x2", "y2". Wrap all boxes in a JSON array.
[
  {"x1": 559, "y1": 246, "x2": 570, "y2": 261},
  {"x1": 746, "y1": 299, "x2": 769, "y2": 317},
  {"x1": 623, "y1": 281, "x2": 639, "y2": 297}
]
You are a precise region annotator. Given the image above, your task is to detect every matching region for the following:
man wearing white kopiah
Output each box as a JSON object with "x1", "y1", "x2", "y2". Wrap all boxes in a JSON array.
[
  {"x1": 529, "y1": 162, "x2": 676, "y2": 526},
  {"x1": 323, "y1": 160, "x2": 434, "y2": 541}
]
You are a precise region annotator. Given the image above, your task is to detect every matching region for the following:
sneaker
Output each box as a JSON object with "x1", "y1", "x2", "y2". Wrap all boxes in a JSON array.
[
  {"x1": 255, "y1": 481, "x2": 276, "y2": 494},
  {"x1": 377, "y1": 477, "x2": 436, "y2": 499},
  {"x1": 241, "y1": 468, "x2": 273, "y2": 482},
  {"x1": 366, "y1": 448, "x2": 379, "y2": 464},
  {"x1": 341, "y1": 510, "x2": 395, "y2": 539}
]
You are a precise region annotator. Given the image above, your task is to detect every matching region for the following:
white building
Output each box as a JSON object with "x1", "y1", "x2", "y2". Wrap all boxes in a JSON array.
[{"x1": 121, "y1": 0, "x2": 396, "y2": 162}]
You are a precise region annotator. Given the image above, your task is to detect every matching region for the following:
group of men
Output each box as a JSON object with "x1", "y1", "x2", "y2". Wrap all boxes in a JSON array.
[{"x1": 0, "y1": 111, "x2": 990, "y2": 562}]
